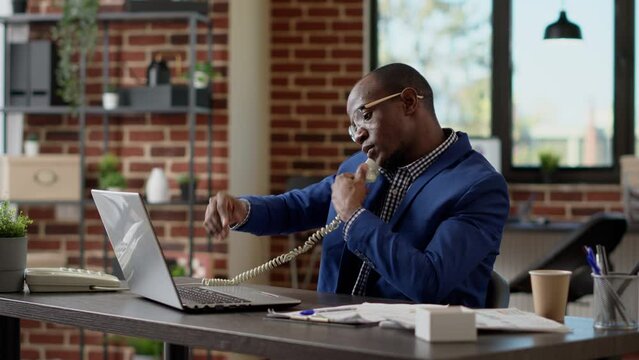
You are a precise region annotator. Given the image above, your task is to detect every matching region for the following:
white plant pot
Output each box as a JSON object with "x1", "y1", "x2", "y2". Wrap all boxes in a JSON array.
[
  {"x1": 23, "y1": 140, "x2": 39, "y2": 156},
  {"x1": 193, "y1": 70, "x2": 209, "y2": 89},
  {"x1": 146, "y1": 168, "x2": 170, "y2": 204},
  {"x1": 102, "y1": 92, "x2": 119, "y2": 110}
]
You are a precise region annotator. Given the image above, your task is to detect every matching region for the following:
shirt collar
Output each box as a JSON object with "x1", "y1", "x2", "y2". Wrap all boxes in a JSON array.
[{"x1": 380, "y1": 128, "x2": 458, "y2": 181}]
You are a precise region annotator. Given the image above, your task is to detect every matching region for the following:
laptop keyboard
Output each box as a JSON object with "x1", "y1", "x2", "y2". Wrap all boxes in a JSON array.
[{"x1": 178, "y1": 287, "x2": 251, "y2": 305}]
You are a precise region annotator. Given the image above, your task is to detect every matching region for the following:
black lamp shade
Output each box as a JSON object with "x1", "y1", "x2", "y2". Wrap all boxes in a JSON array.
[{"x1": 544, "y1": 10, "x2": 582, "y2": 40}]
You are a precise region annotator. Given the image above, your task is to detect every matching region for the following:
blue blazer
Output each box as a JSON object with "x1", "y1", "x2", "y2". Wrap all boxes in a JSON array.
[{"x1": 239, "y1": 132, "x2": 509, "y2": 307}]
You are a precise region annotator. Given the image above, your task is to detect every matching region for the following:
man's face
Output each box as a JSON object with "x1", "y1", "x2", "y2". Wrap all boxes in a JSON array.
[{"x1": 346, "y1": 77, "x2": 409, "y2": 170}]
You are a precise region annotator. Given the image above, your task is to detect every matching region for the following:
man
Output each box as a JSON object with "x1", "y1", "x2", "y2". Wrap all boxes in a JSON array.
[{"x1": 204, "y1": 63, "x2": 509, "y2": 307}]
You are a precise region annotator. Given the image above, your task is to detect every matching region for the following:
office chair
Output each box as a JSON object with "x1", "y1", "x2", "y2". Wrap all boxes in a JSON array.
[
  {"x1": 485, "y1": 270, "x2": 510, "y2": 308},
  {"x1": 285, "y1": 175, "x2": 325, "y2": 289},
  {"x1": 509, "y1": 212, "x2": 628, "y2": 302}
]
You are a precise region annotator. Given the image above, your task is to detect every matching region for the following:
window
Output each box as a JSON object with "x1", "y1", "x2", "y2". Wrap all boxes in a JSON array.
[
  {"x1": 373, "y1": 0, "x2": 492, "y2": 137},
  {"x1": 512, "y1": 0, "x2": 614, "y2": 168},
  {"x1": 372, "y1": 0, "x2": 635, "y2": 183}
]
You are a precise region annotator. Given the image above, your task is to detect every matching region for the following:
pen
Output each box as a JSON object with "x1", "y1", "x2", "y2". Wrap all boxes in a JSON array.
[
  {"x1": 596, "y1": 245, "x2": 610, "y2": 275},
  {"x1": 584, "y1": 246, "x2": 601, "y2": 275},
  {"x1": 299, "y1": 306, "x2": 358, "y2": 316}
]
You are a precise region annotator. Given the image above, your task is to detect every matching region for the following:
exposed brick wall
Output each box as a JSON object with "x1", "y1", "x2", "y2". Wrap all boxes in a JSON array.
[
  {"x1": 22, "y1": 0, "x2": 229, "y2": 270},
  {"x1": 18, "y1": 0, "x2": 229, "y2": 359},
  {"x1": 508, "y1": 184, "x2": 624, "y2": 221},
  {"x1": 268, "y1": 0, "x2": 364, "y2": 287},
  {"x1": 21, "y1": 321, "x2": 127, "y2": 360}
]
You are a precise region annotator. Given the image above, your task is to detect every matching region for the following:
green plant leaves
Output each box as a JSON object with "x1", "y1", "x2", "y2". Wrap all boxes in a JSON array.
[
  {"x1": 0, "y1": 201, "x2": 33, "y2": 238},
  {"x1": 52, "y1": 0, "x2": 99, "y2": 112}
]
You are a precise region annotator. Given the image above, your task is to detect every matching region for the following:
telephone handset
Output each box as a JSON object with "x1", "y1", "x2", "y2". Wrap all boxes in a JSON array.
[
  {"x1": 201, "y1": 158, "x2": 380, "y2": 286},
  {"x1": 364, "y1": 158, "x2": 380, "y2": 183}
]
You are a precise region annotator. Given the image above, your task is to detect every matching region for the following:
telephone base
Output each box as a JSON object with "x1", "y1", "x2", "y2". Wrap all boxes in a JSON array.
[
  {"x1": 24, "y1": 267, "x2": 124, "y2": 293},
  {"x1": 26, "y1": 284, "x2": 125, "y2": 293}
]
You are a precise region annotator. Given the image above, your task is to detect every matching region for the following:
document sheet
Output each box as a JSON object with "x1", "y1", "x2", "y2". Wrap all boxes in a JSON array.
[{"x1": 267, "y1": 303, "x2": 571, "y2": 333}]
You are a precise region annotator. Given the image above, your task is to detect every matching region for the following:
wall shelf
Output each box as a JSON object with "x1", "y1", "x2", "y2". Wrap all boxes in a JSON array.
[
  {"x1": 0, "y1": 10, "x2": 214, "y2": 276},
  {"x1": 0, "y1": 11, "x2": 210, "y2": 24},
  {"x1": 1, "y1": 106, "x2": 212, "y2": 115}
]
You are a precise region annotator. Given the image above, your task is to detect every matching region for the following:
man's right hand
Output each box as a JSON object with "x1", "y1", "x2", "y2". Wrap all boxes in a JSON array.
[{"x1": 203, "y1": 192, "x2": 248, "y2": 240}]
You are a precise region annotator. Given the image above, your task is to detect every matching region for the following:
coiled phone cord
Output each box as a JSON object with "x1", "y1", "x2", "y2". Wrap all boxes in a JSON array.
[{"x1": 201, "y1": 215, "x2": 342, "y2": 286}]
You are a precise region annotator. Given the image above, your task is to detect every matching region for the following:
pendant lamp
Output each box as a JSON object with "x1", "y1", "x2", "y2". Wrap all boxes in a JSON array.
[{"x1": 544, "y1": 9, "x2": 582, "y2": 40}]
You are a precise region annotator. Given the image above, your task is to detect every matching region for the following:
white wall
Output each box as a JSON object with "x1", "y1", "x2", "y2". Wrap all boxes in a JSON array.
[{"x1": 227, "y1": 0, "x2": 271, "y2": 284}]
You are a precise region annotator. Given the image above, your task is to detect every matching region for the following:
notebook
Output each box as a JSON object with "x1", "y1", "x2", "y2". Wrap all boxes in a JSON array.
[{"x1": 91, "y1": 189, "x2": 301, "y2": 312}]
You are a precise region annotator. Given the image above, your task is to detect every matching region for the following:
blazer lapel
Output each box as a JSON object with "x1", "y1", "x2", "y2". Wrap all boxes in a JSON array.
[{"x1": 389, "y1": 133, "x2": 473, "y2": 227}]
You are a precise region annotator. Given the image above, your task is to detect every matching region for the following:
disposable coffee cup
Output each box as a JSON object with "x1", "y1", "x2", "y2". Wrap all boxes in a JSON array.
[{"x1": 529, "y1": 270, "x2": 572, "y2": 323}]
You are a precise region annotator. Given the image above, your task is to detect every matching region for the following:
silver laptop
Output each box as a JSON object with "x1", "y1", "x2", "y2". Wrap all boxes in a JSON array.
[{"x1": 91, "y1": 189, "x2": 301, "y2": 312}]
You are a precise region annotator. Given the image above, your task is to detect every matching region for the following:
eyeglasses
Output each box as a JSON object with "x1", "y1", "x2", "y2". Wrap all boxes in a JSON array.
[{"x1": 348, "y1": 88, "x2": 424, "y2": 142}]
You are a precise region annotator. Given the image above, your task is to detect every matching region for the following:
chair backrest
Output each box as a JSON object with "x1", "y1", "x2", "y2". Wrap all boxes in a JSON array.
[
  {"x1": 286, "y1": 176, "x2": 325, "y2": 191},
  {"x1": 509, "y1": 212, "x2": 628, "y2": 301},
  {"x1": 285, "y1": 175, "x2": 325, "y2": 289},
  {"x1": 485, "y1": 270, "x2": 510, "y2": 308}
]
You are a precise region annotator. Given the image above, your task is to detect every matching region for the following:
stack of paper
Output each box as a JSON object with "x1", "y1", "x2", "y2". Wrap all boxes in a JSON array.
[
  {"x1": 267, "y1": 303, "x2": 571, "y2": 334},
  {"x1": 474, "y1": 308, "x2": 571, "y2": 332}
]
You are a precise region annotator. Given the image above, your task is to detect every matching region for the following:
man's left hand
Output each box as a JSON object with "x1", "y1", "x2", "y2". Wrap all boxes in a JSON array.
[{"x1": 332, "y1": 163, "x2": 368, "y2": 221}]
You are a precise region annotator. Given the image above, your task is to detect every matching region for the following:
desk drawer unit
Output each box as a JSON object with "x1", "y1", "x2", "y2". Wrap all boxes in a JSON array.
[{"x1": 0, "y1": 155, "x2": 81, "y2": 201}]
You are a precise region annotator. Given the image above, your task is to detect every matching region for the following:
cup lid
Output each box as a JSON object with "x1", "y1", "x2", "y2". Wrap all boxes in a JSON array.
[{"x1": 529, "y1": 269, "x2": 572, "y2": 276}]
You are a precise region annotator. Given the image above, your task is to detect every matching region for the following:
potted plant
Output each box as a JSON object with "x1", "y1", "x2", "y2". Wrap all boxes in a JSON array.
[
  {"x1": 102, "y1": 84, "x2": 119, "y2": 110},
  {"x1": 98, "y1": 153, "x2": 127, "y2": 190},
  {"x1": 177, "y1": 173, "x2": 198, "y2": 201},
  {"x1": 0, "y1": 201, "x2": 32, "y2": 292},
  {"x1": 538, "y1": 150, "x2": 560, "y2": 183},
  {"x1": 52, "y1": 0, "x2": 99, "y2": 112},
  {"x1": 169, "y1": 261, "x2": 187, "y2": 277},
  {"x1": 127, "y1": 336, "x2": 162, "y2": 360},
  {"x1": 23, "y1": 132, "x2": 39, "y2": 156},
  {"x1": 190, "y1": 62, "x2": 215, "y2": 89},
  {"x1": 112, "y1": 335, "x2": 162, "y2": 360}
]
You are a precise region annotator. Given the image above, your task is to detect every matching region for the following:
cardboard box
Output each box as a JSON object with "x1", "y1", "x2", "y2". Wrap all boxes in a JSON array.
[
  {"x1": 415, "y1": 306, "x2": 477, "y2": 342},
  {"x1": 0, "y1": 155, "x2": 81, "y2": 201}
]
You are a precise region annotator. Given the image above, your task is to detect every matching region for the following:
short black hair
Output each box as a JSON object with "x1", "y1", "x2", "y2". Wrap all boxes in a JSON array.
[{"x1": 371, "y1": 63, "x2": 433, "y2": 99}]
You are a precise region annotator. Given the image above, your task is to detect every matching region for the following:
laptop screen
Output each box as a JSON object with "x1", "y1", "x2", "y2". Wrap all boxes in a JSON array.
[{"x1": 92, "y1": 189, "x2": 183, "y2": 309}]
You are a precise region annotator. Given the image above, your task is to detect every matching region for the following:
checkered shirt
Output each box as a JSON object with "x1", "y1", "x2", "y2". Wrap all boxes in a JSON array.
[{"x1": 347, "y1": 128, "x2": 458, "y2": 296}]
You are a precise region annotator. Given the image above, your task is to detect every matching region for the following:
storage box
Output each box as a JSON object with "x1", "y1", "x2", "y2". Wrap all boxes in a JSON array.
[
  {"x1": 124, "y1": 0, "x2": 209, "y2": 14},
  {"x1": 122, "y1": 85, "x2": 210, "y2": 109},
  {"x1": 0, "y1": 155, "x2": 81, "y2": 201},
  {"x1": 9, "y1": 41, "x2": 66, "y2": 107},
  {"x1": 415, "y1": 306, "x2": 476, "y2": 342}
]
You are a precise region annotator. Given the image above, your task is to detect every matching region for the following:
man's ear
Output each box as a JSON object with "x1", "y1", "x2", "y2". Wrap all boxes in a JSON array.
[{"x1": 400, "y1": 88, "x2": 419, "y2": 115}]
